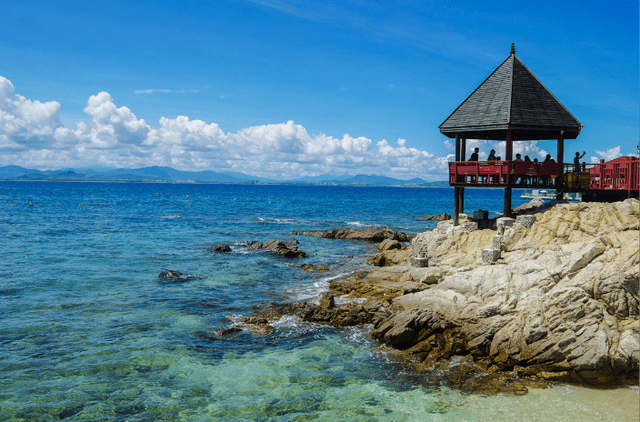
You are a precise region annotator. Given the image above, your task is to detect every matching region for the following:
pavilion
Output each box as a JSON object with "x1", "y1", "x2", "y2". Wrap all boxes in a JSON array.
[{"x1": 440, "y1": 43, "x2": 582, "y2": 225}]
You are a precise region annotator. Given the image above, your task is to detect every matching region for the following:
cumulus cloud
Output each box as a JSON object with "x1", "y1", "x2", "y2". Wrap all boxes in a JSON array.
[
  {"x1": 595, "y1": 146, "x2": 621, "y2": 162},
  {"x1": 0, "y1": 76, "x2": 451, "y2": 179},
  {"x1": 0, "y1": 77, "x2": 62, "y2": 149}
]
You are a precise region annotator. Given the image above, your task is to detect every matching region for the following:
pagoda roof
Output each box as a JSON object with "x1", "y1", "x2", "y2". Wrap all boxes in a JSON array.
[{"x1": 439, "y1": 44, "x2": 582, "y2": 141}]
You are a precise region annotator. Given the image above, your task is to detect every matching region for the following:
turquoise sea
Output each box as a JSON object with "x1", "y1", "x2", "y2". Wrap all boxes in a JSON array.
[{"x1": 0, "y1": 182, "x2": 637, "y2": 421}]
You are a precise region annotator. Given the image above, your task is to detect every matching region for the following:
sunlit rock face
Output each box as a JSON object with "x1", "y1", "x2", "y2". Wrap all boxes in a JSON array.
[{"x1": 397, "y1": 199, "x2": 639, "y2": 385}]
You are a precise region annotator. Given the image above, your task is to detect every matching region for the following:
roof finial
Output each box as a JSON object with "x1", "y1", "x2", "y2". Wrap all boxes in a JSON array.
[{"x1": 511, "y1": 43, "x2": 516, "y2": 55}]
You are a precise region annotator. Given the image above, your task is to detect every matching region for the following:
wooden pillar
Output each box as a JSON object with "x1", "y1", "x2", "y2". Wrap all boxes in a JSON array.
[
  {"x1": 557, "y1": 132, "x2": 564, "y2": 164},
  {"x1": 505, "y1": 129, "x2": 513, "y2": 161},
  {"x1": 455, "y1": 135, "x2": 461, "y2": 162},
  {"x1": 453, "y1": 187, "x2": 465, "y2": 226},
  {"x1": 504, "y1": 186, "x2": 512, "y2": 217},
  {"x1": 556, "y1": 132, "x2": 565, "y2": 189},
  {"x1": 454, "y1": 187, "x2": 460, "y2": 226},
  {"x1": 461, "y1": 138, "x2": 467, "y2": 161}
]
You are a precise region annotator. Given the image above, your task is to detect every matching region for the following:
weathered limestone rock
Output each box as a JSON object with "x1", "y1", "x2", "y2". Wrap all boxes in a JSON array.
[
  {"x1": 243, "y1": 200, "x2": 639, "y2": 388},
  {"x1": 481, "y1": 248, "x2": 500, "y2": 264},
  {"x1": 496, "y1": 217, "x2": 515, "y2": 235},
  {"x1": 292, "y1": 227, "x2": 409, "y2": 242},
  {"x1": 377, "y1": 238, "x2": 402, "y2": 251},
  {"x1": 492, "y1": 235, "x2": 503, "y2": 252},
  {"x1": 377, "y1": 200, "x2": 640, "y2": 385},
  {"x1": 410, "y1": 257, "x2": 429, "y2": 267},
  {"x1": 515, "y1": 214, "x2": 537, "y2": 228},
  {"x1": 367, "y1": 247, "x2": 412, "y2": 267},
  {"x1": 412, "y1": 226, "x2": 495, "y2": 267}
]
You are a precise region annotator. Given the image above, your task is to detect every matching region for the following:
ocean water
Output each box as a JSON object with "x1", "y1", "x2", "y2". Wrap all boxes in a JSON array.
[{"x1": 0, "y1": 181, "x2": 637, "y2": 422}]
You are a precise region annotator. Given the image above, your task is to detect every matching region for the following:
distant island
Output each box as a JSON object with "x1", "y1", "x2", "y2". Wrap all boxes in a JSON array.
[{"x1": 0, "y1": 165, "x2": 449, "y2": 188}]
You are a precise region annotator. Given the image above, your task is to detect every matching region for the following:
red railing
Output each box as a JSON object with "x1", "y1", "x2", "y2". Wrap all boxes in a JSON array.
[
  {"x1": 588, "y1": 156, "x2": 639, "y2": 191},
  {"x1": 448, "y1": 161, "x2": 563, "y2": 186},
  {"x1": 449, "y1": 157, "x2": 639, "y2": 192}
]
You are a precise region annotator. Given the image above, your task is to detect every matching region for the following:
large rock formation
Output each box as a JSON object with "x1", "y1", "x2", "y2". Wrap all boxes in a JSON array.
[
  {"x1": 383, "y1": 199, "x2": 639, "y2": 385},
  {"x1": 245, "y1": 240, "x2": 307, "y2": 258},
  {"x1": 225, "y1": 200, "x2": 639, "y2": 388},
  {"x1": 292, "y1": 227, "x2": 409, "y2": 243}
]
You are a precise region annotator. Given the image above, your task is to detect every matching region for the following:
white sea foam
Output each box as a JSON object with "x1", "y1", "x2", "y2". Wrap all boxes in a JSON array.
[
  {"x1": 346, "y1": 221, "x2": 367, "y2": 226},
  {"x1": 255, "y1": 216, "x2": 296, "y2": 224}
]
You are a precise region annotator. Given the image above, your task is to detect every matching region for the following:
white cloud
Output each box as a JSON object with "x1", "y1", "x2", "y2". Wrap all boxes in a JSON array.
[
  {"x1": 0, "y1": 76, "x2": 62, "y2": 149},
  {"x1": 595, "y1": 146, "x2": 621, "y2": 162},
  {"x1": 0, "y1": 76, "x2": 452, "y2": 179}
]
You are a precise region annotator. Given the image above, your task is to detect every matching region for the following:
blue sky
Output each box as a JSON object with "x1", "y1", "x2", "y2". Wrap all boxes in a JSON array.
[{"x1": 0, "y1": 0, "x2": 637, "y2": 180}]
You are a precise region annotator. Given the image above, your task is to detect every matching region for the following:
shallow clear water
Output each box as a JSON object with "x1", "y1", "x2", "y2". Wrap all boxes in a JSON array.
[{"x1": 0, "y1": 182, "x2": 637, "y2": 421}]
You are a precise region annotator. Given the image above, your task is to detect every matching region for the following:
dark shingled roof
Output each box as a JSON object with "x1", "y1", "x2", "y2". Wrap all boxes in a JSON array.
[{"x1": 439, "y1": 45, "x2": 582, "y2": 141}]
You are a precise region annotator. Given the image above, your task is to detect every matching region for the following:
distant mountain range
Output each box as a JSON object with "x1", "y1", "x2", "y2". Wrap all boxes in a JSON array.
[{"x1": 0, "y1": 165, "x2": 449, "y2": 187}]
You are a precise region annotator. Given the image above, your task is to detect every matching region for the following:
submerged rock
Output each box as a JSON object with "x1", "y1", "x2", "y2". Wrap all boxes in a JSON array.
[
  {"x1": 158, "y1": 269, "x2": 201, "y2": 283},
  {"x1": 246, "y1": 240, "x2": 307, "y2": 258},
  {"x1": 418, "y1": 213, "x2": 452, "y2": 221},
  {"x1": 292, "y1": 227, "x2": 409, "y2": 243},
  {"x1": 208, "y1": 244, "x2": 232, "y2": 253}
]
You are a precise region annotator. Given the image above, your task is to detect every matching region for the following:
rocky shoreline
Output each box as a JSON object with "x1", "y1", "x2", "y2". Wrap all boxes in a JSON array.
[{"x1": 232, "y1": 200, "x2": 639, "y2": 391}]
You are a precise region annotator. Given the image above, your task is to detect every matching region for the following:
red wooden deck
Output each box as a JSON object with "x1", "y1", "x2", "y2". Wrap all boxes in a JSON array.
[{"x1": 449, "y1": 157, "x2": 639, "y2": 193}]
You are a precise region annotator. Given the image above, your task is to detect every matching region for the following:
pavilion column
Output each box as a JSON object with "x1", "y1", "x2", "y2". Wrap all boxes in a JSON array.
[
  {"x1": 556, "y1": 132, "x2": 565, "y2": 189},
  {"x1": 454, "y1": 187, "x2": 460, "y2": 226},
  {"x1": 454, "y1": 134, "x2": 461, "y2": 226},
  {"x1": 461, "y1": 138, "x2": 467, "y2": 161},
  {"x1": 505, "y1": 129, "x2": 513, "y2": 161},
  {"x1": 504, "y1": 186, "x2": 512, "y2": 217},
  {"x1": 453, "y1": 186, "x2": 465, "y2": 226}
]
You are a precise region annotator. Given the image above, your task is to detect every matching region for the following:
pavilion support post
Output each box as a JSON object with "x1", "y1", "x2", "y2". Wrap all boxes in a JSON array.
[
  {"x1": 505, "y1": 130, "x2": 513, "y2": 184},
  {"x1": 461, "y1": 139, "x2": 467, "y2": 161},
  {"x1": 556, "y1": 132, "x2": 565, "y2": 189},
  {"x1": 454, "y1": 187, "x2": 460, "y2": 226},
  {"x1": 453, "y1": 187, "x2": 465, "y2": 226},
  {"x1": 455, "y1": 135, "x2": 461, "y2": 161},
  {"x1": 504, "y1": 186, "x2": 512, "y2": 217}
]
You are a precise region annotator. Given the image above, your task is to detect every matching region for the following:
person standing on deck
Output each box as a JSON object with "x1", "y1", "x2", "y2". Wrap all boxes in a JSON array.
[
  {"x1": 468, "y1": 147, "x2": 480, "y2": 182},
  {"x1": 469, "y1": 147, "x2": 479, "y2": 161},
  {"x1": 574, "y1": 151, "x2": 586, "y2": 174}
]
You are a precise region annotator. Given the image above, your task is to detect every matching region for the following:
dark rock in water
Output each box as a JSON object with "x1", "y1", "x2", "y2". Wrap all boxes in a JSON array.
[
  {"x1": 284, "y1": 237, "x2": 299, "y2": 244},
  {"x1": 302, "y1": 264, "x2": 329, "y2": 272},
  {"x1": 418, "y1": 213, "x2": 451, "y2": 221},
  {"x1": 209, "y1": 244, "x2": 232, "y2": 253},
  {"x1": 158, "y1": 269, "x2": 201, "y2": 282},
  {"x1": 246, "y1": 299, "x2": 376, "y2": 327},
  {"x1": 292, "y1": 227, "x2": 408, "y2": 243},
  {"x1": 246, "y1": 240, "x2": 307, "y2": 258}
]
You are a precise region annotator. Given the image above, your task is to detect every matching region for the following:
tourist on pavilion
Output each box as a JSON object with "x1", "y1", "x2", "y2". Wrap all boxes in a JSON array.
[
  {"x1": 469, "y1": 147, "x2": 479, "y2": 161},
  {"x1": 487, "y1": 149, "x2": 497, "y2": 161},
  {"x1": 574, "y1": 151, "x2": 586, "y2": 174}
]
